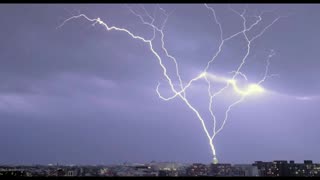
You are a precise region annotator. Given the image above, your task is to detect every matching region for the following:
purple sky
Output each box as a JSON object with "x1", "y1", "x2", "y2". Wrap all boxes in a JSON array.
[{"x1": 0, "y1": 4, "x2": 320, "y2": 165}]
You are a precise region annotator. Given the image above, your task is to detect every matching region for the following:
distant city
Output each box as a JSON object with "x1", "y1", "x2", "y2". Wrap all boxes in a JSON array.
[{"x1": 1, "y1": 160, "x2": 320, "y2": 177}]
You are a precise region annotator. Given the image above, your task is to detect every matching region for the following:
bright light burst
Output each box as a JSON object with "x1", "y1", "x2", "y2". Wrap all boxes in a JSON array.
[{"x1": 58, "y1": 4, "x2": 285, "y2": 164}]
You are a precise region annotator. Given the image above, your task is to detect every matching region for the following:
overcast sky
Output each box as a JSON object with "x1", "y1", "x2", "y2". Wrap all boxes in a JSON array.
[{"x1": 0, "y1": 4, "x2": 320, "y2": 165}]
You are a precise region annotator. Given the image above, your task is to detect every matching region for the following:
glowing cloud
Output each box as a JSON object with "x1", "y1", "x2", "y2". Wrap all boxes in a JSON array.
[{"x1": 230, "y1": 81, "x2": 265, "y2": 96}]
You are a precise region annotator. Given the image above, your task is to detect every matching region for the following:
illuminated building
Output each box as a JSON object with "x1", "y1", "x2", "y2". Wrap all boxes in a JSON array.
[
  {"x1": 209, "y1": 163, "x2": 232, "y2": 176},
  {"x1": 254, "y1": 160, "x2": 320, "y2": 177},
  {"x1": 0, "y1": 170, "x2": 26, "y2": 176},
  {"x1": 186, "y1": 163, "x2": 209, "y2": 176},
  {"x1": 233, "y1": 164, "x2": 259, "y2": 176}
]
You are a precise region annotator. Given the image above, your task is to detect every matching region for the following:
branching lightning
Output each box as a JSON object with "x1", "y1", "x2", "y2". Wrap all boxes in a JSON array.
[{"x1": 58, "y1": 4, "x2": 285, "y2": 164}]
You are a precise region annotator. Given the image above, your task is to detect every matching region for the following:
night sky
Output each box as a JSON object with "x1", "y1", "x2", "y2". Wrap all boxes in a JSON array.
[{"x1": 0, "y1": 4, "x2": 320, "y2": 165}]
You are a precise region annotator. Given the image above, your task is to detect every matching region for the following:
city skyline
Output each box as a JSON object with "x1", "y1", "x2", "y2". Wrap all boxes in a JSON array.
[
  {"x1": 1, "y1": 159, "x2": 320, "y2": 177},
  {"x1": 0, "y1": 4, "x2": 319, "y2": 165}
]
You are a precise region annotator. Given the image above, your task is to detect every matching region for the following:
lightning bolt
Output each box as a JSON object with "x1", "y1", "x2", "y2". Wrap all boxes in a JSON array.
[{"x1": 58, "y1": 4, "x2": 285, "y2": 164}]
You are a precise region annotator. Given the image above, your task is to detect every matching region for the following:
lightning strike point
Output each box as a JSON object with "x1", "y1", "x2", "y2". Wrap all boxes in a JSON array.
[{"x1": 213, "y1": 156, "x2": 218, "y2": 164}]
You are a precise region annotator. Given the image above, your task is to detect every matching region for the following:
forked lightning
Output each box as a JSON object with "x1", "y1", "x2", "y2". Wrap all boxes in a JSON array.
[{"x1": 58, "y1": 4, "x2": 285, "y2": 164}]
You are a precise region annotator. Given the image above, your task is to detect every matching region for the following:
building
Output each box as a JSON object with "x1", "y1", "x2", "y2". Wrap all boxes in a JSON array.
[
  {"x1": 209, "y1": 163, "x2": 232, "y2": 176},
  {"x1": 132, "y1": 165, "x2": 155, "y2": 176},
  {"x1": 233, "y1": 164, "x2": 259, "y2": 176},
  {"x1": 186, "y1": 163, "x2": 209, "y2": 176},
  {"x1": 272, "y1": 160, "x2": 289, "y2": 176},
  {"x1": 0, "y1": 169, "x2": 26, "y2": 176},
  {"x1": 66, "y1": 169, "x2": 77, "y2": 176},
  {"x1": 253, "y1": 161, "x2": 274, "y2": 176},
  {"x1": 254, "y1": 160, "x2": 320, "y2": 177},
  {"x1": 230, "y1": 166, "x2": 245, "y2": 176},
  {"x1": 158, "y1": 170, "x2": 178, "y2": 176},
  {"x1": 287, "y1": 160, "x2": 315, "y2": 176}
]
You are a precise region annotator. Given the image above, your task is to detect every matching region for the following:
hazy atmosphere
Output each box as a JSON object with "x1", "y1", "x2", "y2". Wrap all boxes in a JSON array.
[{"x1": 0, "y1": 4, "x2": 319, "y2": 165}]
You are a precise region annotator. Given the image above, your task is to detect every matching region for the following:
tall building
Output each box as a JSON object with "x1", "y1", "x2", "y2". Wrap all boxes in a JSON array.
[
  {"x1": 253, "y1": 161, "x2": 275, "y2": 176},
  {"x1": 288, "y1": 160, "x2": 314, "y2": 176},
  {"x1": 272, "y1": 160, "x2": 289, "y2": 176},
  {"x1": 233, "y1": 164, "x2": 259, "y2": 176},
  {"x1": 209, "y1": 163, "x2": 232, "y2": 176},
  {"x1": 186, "y1": 163, "x2": 209, "y2": 176},
  {"x1": 254, "y1": 160, "x2": 320, "y2": 177}
]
